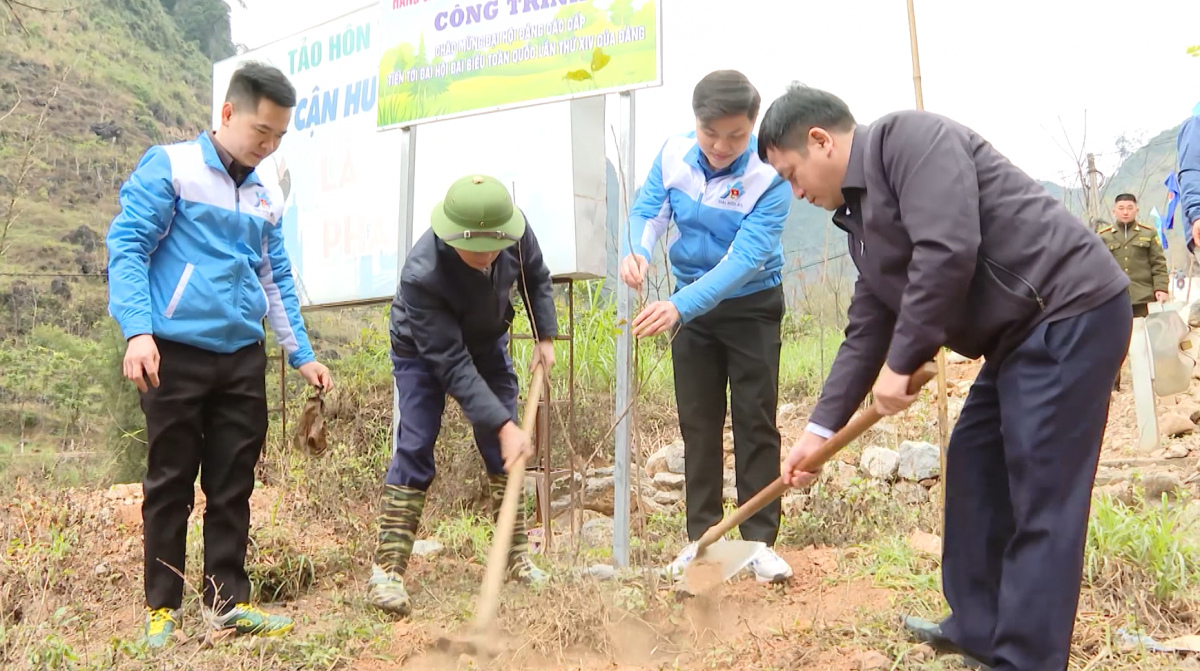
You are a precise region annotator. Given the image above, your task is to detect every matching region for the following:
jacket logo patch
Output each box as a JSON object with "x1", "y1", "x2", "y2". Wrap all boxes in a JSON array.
[
  {"x1": 717, "y1": 181, "x2": 744, "y2": 207},
  {"x1": 252, "y1": 190, "x2": 277, "y2": 223}
]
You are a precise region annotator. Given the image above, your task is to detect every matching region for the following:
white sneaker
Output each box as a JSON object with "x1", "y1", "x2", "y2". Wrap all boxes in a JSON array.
[
  {"x1": 663, "y1": 538, "x2": 725, "y2": 581},
  {"x1": 747, "y1": 546, "x2": 793, "y2": 584}
]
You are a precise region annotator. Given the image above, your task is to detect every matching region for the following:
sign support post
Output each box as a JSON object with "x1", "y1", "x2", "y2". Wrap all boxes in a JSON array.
[
  {"x1": 613, "y1": 90, "x2": 636, "y2": 568},
  {"x1": 392, "y1": 125, "x2": 419, "y2": 453}
]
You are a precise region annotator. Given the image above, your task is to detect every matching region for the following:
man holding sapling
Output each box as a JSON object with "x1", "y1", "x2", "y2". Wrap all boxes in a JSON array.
[{"x1": 618, "y1": 70, "x2": 794, "y2": 585}]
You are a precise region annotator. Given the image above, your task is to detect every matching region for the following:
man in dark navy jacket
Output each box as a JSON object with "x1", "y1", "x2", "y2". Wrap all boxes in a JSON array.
[
  {"x1": 758, "y1": 84, "x2": 1130, "y2": 671},
  {"x1": 367, "y1": 174, "x2": 557, "y2": 618}
]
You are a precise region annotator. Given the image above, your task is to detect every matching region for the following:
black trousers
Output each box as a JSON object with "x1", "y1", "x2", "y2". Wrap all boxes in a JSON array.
[
  {"x1": 140, "y1": 337, "x2": 268, "y2": 612},
  {"x1": 672, "y1": 284, "x2": 783, "y2": 544},
  {"x1": 941, "y1": 292, "x2": 1130, "y2": 671}
]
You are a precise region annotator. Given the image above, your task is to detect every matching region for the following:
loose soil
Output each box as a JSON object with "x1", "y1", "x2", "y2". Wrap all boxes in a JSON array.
[{"x1": 5, "y1": 352, "x2": 1200, "y2": 670}]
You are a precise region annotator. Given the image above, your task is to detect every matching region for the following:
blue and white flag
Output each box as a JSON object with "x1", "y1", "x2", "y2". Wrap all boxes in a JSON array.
[{"x1": 1151, "y1": 207, "x2": 1168, "y2": 249}]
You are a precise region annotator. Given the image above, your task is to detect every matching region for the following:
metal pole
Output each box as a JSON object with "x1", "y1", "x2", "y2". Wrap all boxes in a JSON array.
[
  {"x1": 906, "y1": 0, "x2": 950, "y2": 525},
  {"x1": 392, "y1": 126, "x2": 418, "y2": 454},
  {"x1": 613, "y1": 90, "x2": 636, "y2": 568}
]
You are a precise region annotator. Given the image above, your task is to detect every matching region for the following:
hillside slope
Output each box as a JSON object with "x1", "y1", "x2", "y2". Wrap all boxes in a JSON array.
[{"x1": 0, "y1": 0, "x2": 222, "y2": 339}]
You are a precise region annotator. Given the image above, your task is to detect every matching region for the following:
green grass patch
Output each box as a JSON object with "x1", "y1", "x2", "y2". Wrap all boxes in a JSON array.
[{"x1": 1087, "y1": 491, "x2": 1200, "y2": 606}]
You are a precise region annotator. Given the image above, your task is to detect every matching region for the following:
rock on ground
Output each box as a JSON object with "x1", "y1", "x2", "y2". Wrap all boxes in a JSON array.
[
  {"x1": 586, "y1": 564, "x2": 616, "y2": 581},
  {"x1": 652, "y1": 489, "x2": 683, "y2": 506},
  {"x1": 892, "y1": 480, "x2": 929, "y2": 505},
  {"x1": 652, "y1": 472, "x2": 686, "y2": 490},
  {"x1": 927, "y1": 481, "x2": 942, "y2": 504},
  {"x1": 823, "y1": 462, "x2": 858, "y2": 489},
  {"x1": 581, "y1": 518, "x2": 614, "y2": 548},
  {"x1": 1160, "y1": 412, "x2": 1195, "y2": 437},
  {"x1": 898, "y1": 441, "x2": 941, "y2": 481},
  {"x1": 562, "y1": 475, "x2": 670, "y2": 517},
  {"x1": 907, "y1": 530, "x2": 942, "y2": 556},
  {"x1": 860, "y1": 446, "x2": 900, "y2": 480},
  {"x1": 1143, "y1": 472, "x2": 1183, "y2": 502},
  {"x1": 645, "y1": 440, "x2": 686, "y2": 477},
  {"x1": 1096, "y1": 482, "x2": 1135, "y2": 506},
  {"x1": 946, "y1": 351, "x2": 972, "y2": 364},
  {"x1": 412, "y1": 540, "x2": 444, "y2": 557}
]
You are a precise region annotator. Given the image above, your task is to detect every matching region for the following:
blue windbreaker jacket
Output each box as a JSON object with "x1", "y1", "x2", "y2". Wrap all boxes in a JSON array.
[
  {"x1": 1179, "y1": 114, "x2": 1200, "y2": 252},
  {"x1": 623, "y1": 131, "x2": 791, "y2": 323},
  {"x1": 106, "y1": 132, "x2": 315, "y2": 368}
]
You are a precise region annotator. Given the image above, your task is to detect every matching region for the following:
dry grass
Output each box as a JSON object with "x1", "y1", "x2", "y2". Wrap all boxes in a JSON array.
[{"x1": 6, "y1": 425, "x2": 1200, "y2": 671}]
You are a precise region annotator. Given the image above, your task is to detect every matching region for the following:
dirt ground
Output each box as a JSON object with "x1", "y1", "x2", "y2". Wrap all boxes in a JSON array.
[{"x1": 5, "y1": 354, "x2": 1200, "y2": 670}]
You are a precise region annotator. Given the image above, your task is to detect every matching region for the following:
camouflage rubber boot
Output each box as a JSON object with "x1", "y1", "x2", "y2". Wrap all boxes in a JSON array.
[
  {"x1": 367, "y1": 484, "x2": 425, "y2": 616},
  {"x1": 487, "y1": 473, "x2": 548, "y2": 586}
]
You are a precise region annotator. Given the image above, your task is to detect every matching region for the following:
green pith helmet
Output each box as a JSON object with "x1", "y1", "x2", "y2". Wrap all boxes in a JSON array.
[{"x1": 431, "y1": 174, "x2": 526, "y2": 252}]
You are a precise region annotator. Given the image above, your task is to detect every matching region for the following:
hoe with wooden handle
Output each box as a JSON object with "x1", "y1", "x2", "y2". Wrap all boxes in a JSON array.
[
  {"x1": 680, "y1": 362, "x2": 940, "y2": 595},
  {"x1": 435, "y1": 363, "x2": 546, "y2": 658}
]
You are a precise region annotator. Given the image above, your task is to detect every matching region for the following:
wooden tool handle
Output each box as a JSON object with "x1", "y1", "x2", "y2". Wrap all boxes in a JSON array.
[
  {"x1": 694, "y1": 362, "x2": 939, "y2": 552},
  {"x1": 474, "y1": 363, "x2": 545, "y2": 630}
]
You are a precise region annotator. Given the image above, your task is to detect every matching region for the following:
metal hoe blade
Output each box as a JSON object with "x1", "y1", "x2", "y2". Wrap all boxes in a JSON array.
[{"x1": 680, "y1": 540, "x2": 765, "y2": 594}]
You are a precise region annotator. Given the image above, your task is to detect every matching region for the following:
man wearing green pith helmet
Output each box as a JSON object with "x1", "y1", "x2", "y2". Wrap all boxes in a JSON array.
[{"x1": 367, "y1": 174, "x2": 559, "y2": 615}]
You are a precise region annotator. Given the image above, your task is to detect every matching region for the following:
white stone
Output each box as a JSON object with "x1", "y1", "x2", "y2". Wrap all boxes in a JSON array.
[
  {"x1": 652, "y1": 472, "x2": 686, "y2": 490},
  {"x1": 645, "y1": 440, "x2": 686, "y2": 477},
  {"x1": 860, "y1": 446, "x2": 900, "y2": 480},
  {"x1": 587, "y1": 564, "x2": 616, "y2": 581},
  {"x1": 653, "y1": 489, "x2": 684, "y2": 506},
  {"x1": 898, "y1": 441, "x2": 941, "y2": 481},
  {"x1": 413, "y1": 539, "x2": 444, "y2": 557}
]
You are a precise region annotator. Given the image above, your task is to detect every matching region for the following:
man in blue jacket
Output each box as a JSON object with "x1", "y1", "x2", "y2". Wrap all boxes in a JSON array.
[
  {"x1": 107, "y1": 62, "x2": 332, "y2": 648},
  {"x1": 1180, "y1": 106, "x2": 1200, "y2": 253},
  {"x1": 618, "y1": 70, "x2": 793, "y2": 583}
]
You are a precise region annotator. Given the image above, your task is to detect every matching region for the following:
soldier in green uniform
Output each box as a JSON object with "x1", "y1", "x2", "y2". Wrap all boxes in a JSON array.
[{"x1": 1098, "y1": 193, "x2": 1169, "y2": 390}]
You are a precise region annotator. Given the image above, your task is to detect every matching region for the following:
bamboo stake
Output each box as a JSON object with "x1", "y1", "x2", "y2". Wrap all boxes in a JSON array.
[{"x1": 905, "y1": 0, "x2": 950, "y2": 532}]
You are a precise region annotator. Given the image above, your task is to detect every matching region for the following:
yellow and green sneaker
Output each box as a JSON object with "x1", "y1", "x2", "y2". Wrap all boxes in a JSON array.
[
  {"x1": 143, "y1": 607, "x2": 179, "y2": 648},
  {"x1": 209, "y1": 603, "x2": 294, "y2": 637}
]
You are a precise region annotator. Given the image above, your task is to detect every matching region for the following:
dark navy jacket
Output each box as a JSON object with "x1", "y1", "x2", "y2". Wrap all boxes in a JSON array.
[{"x1": 389, "y1": 220, "x2": 556, "y2": 431}]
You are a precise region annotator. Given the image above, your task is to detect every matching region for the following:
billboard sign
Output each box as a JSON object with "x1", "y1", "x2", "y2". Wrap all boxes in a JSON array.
[
  {"x1": 377, "y1": 0, "x2": 661, "y2": 128},
  {"x1": 213, "y1": 5, "x2": 403, "y2": 307}
]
